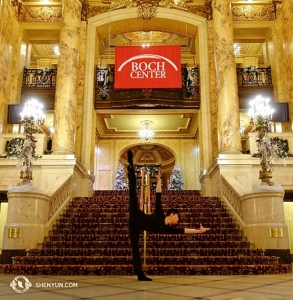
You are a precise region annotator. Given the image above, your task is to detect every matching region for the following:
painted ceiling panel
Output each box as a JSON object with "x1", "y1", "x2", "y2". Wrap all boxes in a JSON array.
[{"x1": 105, "y1": 114, "x2": 189, "y2": 131}]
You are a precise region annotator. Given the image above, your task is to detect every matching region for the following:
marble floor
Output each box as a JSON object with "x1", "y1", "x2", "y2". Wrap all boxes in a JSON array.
[{"x1": 0, "y1": 273, "x2": 293, "y2": 300}]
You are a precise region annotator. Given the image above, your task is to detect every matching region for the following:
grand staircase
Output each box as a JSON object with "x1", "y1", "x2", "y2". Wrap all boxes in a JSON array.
[{"x1": 0, "y1": 190, "x2": 291, "y2": 275}]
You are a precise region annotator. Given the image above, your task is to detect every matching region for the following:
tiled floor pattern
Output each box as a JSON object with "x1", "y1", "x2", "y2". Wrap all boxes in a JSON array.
[{"x1": 0, "y1": 273, "x2": 292, "y2": 300}]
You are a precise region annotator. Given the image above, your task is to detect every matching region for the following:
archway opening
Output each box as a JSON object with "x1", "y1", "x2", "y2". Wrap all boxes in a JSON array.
[{"x1": 119, "y1": 143, "x2": 176, "y2": 189}]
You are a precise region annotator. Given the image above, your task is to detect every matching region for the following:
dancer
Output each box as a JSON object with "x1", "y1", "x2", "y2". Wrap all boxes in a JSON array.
[{"x1": 127, "y1": 150, "x2": 210, "y2": 281}]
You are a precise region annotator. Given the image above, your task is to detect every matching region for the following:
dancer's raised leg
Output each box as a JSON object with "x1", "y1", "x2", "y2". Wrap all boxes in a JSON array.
[{"x1": 127, "y1": 150, "x2": 152, "y2": 281}]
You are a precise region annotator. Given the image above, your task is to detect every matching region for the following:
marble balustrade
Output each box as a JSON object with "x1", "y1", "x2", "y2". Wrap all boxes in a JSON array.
[
  {"x1": 221, "y1": 174, "x2": 289, "y2": 250},
  {"x1": 2, "y1": 175, "x2": 74, "y2": 251}
]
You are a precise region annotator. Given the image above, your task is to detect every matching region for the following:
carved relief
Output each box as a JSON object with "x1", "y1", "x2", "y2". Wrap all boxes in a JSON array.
[
  {"x1": 10, "y1": 0, "x2": 23, "y2": 20},
  {"x1": 87, "y1": 6, "x2": 111, "y2": 18},
  {"x1": 187, "y1": 5, "x2": 208, "y2": 18},
  {"x1": 272, "y1": 1, "x2": 282, "y2": 19},
  {"x1": 21, "y1": 7, "x2": 62, "y2": 22},
  {"x1": 81, "y1": 2, "x2": 90, "y2": 21},
  {"x1": 137, "y1": 151, "x2": 157, "y2": 163},
  {"x1": 21, "y1": 0, "x2": 61, "y2": 2},
  {"x1": 232, "y1": 5, "x2": 275, "y2": 21},
  {"x1": 157, "y1": 148, "x2": 173, "y2": 160}
]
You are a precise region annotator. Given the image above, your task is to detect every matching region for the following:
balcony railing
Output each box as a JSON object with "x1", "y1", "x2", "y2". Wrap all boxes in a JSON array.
[
  {"x1": 236, "y1": 66, "x2": 272, "y2": 87},
  {"x1": 22, "y1": 68, "x2": 57, "y2": 88},
  {"x1": 20, "y1": 66, "x2": 274, "y2": 110},
  {"x1": 94, "y1": 67, "x2": 200, "y2": 109},
  {"x1": 236, "y1": 66, "x2": 273, "y2": 109}
]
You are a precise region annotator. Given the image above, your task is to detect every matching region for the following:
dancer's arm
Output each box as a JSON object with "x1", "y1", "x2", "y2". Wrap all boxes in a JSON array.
[
  {"x1": 156, "y1": 168, "x2": 162, "y2": 193},
  {"x1": 184, "y1": 224, "x2": 210, "y2": 234}
]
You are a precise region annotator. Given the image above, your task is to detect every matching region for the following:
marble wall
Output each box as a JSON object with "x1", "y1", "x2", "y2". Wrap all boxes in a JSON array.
[{"x1": 95, "y1": 139, "x2": 200, "y2": 191}]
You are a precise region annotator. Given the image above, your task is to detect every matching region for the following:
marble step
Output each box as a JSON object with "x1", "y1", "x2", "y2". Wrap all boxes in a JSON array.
[
  {"x1": 27, "y1": 247, "x2": 264, "y2": 257},
  {"x1": 41, "y1": 240, "x2": 251, "y2": 249},
  {"x1": 46, "y1": 233, "x2": 244, "y2": 242},
  {"x1": 1, "y1": 263, "x2": 291, "y2": 276},
  {"x1": 13, "y1": 255, "x2": 279, "y2": 265}
]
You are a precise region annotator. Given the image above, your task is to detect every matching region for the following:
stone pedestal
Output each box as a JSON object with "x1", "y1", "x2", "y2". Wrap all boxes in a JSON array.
[
  {"x1": 3, "y1": 191, "x2": 50, "y2": 250},
  {"x1": 241, "y1": 185, "x2": 289, "y2": 250}
]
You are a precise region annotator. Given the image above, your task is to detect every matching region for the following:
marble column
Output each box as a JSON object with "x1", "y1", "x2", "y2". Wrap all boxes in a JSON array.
[
  {"x1": 0, "y1": 1, "x2": 20, "y2": 134},
  {"x1": 52, "y1": 0, "x2": 82, "y2": 155},
  {"x1": 275, "y1": 0, "x2": 293, "y2": 130},
  {"x1": 75, "y1": 21, "x2": 87, "y2": 160},
  {"x1": 212, "y1": 0, "x2": 242, "y2": 154}
]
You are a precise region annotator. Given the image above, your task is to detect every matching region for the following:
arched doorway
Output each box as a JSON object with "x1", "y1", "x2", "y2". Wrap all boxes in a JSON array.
[{"x1": 120, "y1": 143, "x2": 176, "y2": 189}]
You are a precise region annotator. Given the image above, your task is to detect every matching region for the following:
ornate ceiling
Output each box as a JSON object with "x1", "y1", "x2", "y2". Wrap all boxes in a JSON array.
[
  {"x1": 95, "y1": 109, "x2": 199, "y2": 140},
  {"x1": 120, "y1": 144, "x2": 176, "y2": 171}
]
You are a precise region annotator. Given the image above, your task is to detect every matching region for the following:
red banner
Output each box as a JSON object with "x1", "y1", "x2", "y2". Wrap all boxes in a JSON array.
[{"x1": 115, "y1": 46, "x2": 181, "y2": 89}]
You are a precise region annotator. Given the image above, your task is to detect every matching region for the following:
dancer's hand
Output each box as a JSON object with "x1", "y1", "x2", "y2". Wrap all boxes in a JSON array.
[
  {"x1": 199, "y1": 224, "x2": 210, "y2": 233},
  {"x1": 156, "y1": 168, "x2": 161, "y2": 180}
]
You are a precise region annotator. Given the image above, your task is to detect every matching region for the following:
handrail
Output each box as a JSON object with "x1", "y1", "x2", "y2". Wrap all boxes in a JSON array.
[
  {"x1": 47, "y1": 175, "x2": 73, "y2": 219},
  {"x1": 221, "y1": 175, "x2": 244, "y2": 221}
]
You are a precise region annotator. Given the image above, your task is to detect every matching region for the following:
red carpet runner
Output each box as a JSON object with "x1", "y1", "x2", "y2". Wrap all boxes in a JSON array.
[{"x1": 1, "y1": 190, "x2": 291, "y2": 275}]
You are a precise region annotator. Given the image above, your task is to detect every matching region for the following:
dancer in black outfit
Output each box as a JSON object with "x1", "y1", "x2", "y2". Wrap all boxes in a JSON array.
[{"x1": 127, "y1": 150, "x2": 210, "y2": 281}]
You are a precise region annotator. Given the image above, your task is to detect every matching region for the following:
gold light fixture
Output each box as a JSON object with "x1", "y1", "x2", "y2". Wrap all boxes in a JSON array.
[
  {"x1": 249, "y1": 95, "x2": 274, "y2": 186},
  {"x1": 19, "y1": 99, "x2": 45, "y2": 185},
  {"x1": 49, "y1": 44, "x2": 60, "y2": 57},
  {"x1": 139, "y1": 120, "x2": 154, "y2": 141},
  {"x1": 234, "y1": 43, "x2": 241, "y2": 56}
]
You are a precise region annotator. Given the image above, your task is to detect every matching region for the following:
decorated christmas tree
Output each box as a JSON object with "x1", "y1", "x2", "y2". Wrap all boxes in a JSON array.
[
  {"x1": 168, "y1": 163, "x2": 184, "y2": 190},
  {"x1": 114, "y1": 162, "x2": 129, "y2": 190}
]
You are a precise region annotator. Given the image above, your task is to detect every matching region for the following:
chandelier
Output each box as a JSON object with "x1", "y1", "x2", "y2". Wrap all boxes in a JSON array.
[
  {"x1": 139, "y1": 120, "x2": 154, "y2": 141},
  {"x1": 233, "y1": 43, "x2": 240, "y2": 56},
  {"x1": 248, "y1": 95, "x2": 274, "y2": 130}
]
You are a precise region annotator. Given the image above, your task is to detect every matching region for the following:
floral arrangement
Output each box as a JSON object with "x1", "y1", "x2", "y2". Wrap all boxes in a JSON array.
[
  {"x1": 4, "y1": 137, "x2": 25, "y2": 158},
  {"x1": 0, "y1": 137, "x2": 42, "y2": 159},
  {"x1": 271, "y1": 137, "x2": 293, "y2": 158},
  {"x1": 252, "y1": 137, "x2": 293, "y2": 159}
]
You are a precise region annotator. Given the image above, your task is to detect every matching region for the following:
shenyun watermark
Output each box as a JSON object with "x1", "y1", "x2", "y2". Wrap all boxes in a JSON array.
[{"x1": 10, "y1": 275, "x2": 78, "y2": 294}]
